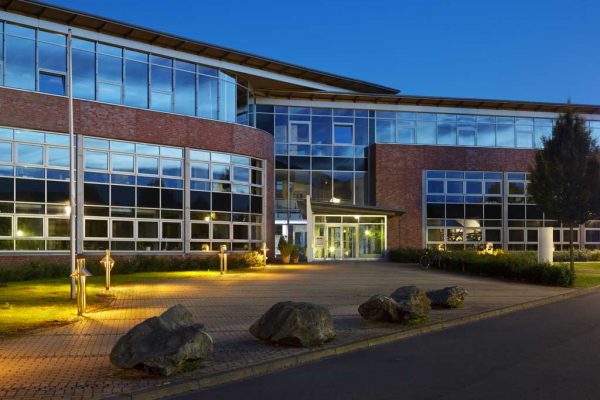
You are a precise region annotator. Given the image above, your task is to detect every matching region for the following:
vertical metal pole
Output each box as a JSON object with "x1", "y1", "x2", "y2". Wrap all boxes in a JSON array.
[{"x1": 67, "y1": 29, "x2": 76, "y2": 299}]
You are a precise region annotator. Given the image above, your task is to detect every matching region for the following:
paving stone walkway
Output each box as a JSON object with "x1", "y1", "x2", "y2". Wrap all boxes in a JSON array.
[{"x1": 0, "y1": 262, "x2": 573, "y2": 400}]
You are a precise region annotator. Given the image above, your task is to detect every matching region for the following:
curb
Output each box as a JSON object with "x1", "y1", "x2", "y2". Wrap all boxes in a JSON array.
[{"x1": 114, "y1": 285, "x2": 600, "y2": 400}]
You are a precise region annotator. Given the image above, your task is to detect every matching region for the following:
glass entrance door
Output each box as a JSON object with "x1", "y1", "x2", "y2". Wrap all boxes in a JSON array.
[
  {"x1": 327, "y1": 226, "x2": 342, "y2": 259},
  {"x1": 342, "y1": 225, "x2": 356, "y2": 258}
]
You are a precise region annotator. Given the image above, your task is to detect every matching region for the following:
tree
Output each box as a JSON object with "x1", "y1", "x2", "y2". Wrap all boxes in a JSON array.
[{"x1": 529, "y1": 108, "x2": 600, "y2": 274}]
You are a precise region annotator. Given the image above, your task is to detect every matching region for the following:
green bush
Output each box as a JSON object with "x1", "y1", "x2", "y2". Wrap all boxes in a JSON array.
[
  {"x1": 554, "y1": 249, "x2": 600, "y2": 262},
  {"x1": 388, "y1": 248, "x2": 426, "y2": 263},
  {"x1": 0, "y1": 252, "x2": 264, "y2": 283},
  {"x1": 389, "y1": 248, "x2": 575, "y2": 287}
]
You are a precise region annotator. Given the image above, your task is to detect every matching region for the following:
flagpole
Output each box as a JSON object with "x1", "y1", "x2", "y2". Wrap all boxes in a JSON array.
[{"x1": 67, "y1": 28, "x2": 76, "y2": 299}]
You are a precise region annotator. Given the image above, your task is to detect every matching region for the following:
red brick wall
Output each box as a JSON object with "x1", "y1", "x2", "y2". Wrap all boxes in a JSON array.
[
  {"x1": 0, "y1": 87, "x2": 275, "y2": 253},
  {"x1": 372, "y1": 144, "x2": 537, "y2": 249}
]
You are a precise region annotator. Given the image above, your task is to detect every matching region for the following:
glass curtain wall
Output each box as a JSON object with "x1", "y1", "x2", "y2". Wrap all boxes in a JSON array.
[
  {"x1": 424, "y1": 170, "x2": 599, "y2": 251},
  {"x1": 0, "y1": 20, "x2": 254, "y2": 125},
  {"x1": 0, "y1": 125, "x2": 265, "y2": 253}
]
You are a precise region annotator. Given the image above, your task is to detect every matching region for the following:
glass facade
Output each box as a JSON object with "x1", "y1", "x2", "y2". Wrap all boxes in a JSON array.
[
  {"x1": 0, "y1": 20, "x2": 254, "y2": 125},
  {"x1": 424, "y1": 170, "x2": 600, "y2": 251},
  {"x1": 0, "y1": 125, "x2": 266, "y2": 253}
]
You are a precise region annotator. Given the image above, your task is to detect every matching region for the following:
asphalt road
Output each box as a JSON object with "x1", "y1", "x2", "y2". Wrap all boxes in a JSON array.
[{"x1": 172, "y1": 291, "x2": 600, "y2": 400}]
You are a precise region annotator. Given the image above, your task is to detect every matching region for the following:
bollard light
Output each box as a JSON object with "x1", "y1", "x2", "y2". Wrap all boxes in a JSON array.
[
  {"x1": 261, "y1": 242, "x2": 269, "y2": 266},
  {"x1": 219, "y1": 244, "x2": 228, "y2": 275},
  {"x1": 99, "y1": 249, "x2": 115, "y2": 290},
  {"x1": 70, "y1": 256, "x2": 93, "y2": 316}
]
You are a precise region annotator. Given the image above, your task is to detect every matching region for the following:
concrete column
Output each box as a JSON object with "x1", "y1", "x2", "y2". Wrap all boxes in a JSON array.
[{"x1": 538, "y1": 227, "x2": 553, "y2": 263}]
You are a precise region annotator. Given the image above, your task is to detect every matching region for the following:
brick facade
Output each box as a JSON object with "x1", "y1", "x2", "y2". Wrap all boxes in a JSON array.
[
  {"x1": 0, "y1": 87, "x2": 276, "y2": 256},
  {"x1": 371, "y1": 144, "x2": 537, "y2": 249}
]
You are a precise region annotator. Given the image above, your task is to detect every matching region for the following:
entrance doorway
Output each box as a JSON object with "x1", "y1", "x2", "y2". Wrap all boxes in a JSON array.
[{"x1": 313, "y1": 217, "x2": 384, "y2": 260}]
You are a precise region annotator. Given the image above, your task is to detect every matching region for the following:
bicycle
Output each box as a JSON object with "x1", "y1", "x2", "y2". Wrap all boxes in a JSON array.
[{"x1": 419, "y1": 249, "x2": 443, "y2": 270}]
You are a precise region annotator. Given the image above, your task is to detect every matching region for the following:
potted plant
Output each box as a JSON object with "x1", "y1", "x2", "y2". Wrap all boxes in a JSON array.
[
  {"x1": 278, "y1": 236, "x2": 292, "y2": 264},
  {"x1": 290, "y1": 245, "x2": 300, "y2": 263}
]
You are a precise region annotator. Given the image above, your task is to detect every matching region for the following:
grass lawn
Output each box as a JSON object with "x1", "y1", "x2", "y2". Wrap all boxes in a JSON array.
[
  {"x1": 0, "y1": 271, "x2": 220, "y2": 335},
  {"x1": 573, "y1": 262, "x2": 600, "y2": 289}
]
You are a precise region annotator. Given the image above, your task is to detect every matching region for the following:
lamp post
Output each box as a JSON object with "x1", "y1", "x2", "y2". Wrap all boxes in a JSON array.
[
  {"x1": 99, "y1": 249, "x2": 115, "y2": 290},
  {"x1": 70, "y1": 256, "x2": 92, "y2": 316},
  {"x1": 219, "y1": 245, "x2": 228, "y2": 275},
  {"x1": 261, "y1": 242, "x2": 269, "y2": 266},
  {"x1": 67, "y1": 28, "x2": 77, "y2": 299}
]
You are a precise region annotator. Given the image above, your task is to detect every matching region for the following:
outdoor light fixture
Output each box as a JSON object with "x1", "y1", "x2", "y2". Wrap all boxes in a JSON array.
[
  {"x1": 261, "y1": 242, "x2": 269, "y2": 266},
  {"x1": 63, "y1": 205, "x2": 72, "y2": 216},
  {"x1": 329, "y1": 246, "x2": 336, "y2": 253},
  {"x1": 16, "y1": 230, "x2": 23, "y2": 237},
  {"x1": 365, "y1": 229, "x2": 371, "y2": 237},
  {"x1": 99, "y1": 249, "x2": 115, "y2": 291},
  {"x1": 203, "y1": 216, "x2": 210, "y2": 222},
  {"x1": 330, "y1": 197, "x2": 341, "y2": 204},
  {"x1": 70, "y1": 256, "x2": 92, "y2": 316},
  {"x1": 219, "y1": 244, "x2": 228, "y2": 275}
]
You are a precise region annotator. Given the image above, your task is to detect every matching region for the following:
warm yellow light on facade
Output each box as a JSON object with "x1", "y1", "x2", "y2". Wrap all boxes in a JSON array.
[
  {"x1": 16, "y1": 230, "x2": 24, "y2": 237},
  {"x1": 330, "y1": 197, "x2": 341, "y2": 204}
]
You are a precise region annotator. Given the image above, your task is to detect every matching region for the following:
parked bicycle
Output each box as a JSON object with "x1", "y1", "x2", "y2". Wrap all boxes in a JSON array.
[{"x1": 419, "y1": 248, "x2": 444, "y2": 270}]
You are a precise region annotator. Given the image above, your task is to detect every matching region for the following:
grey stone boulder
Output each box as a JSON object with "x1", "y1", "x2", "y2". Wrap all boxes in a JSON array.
[
  {"x1": 249, "y1": 301, "x2": 335, "y2": 347},
  {"x1": 358, "y1": 295, "x2": 408, "y2": 323},
  {"x1": 110, "y1": 304, "x2": 213, "y2": 376},
  {"x1": 389, "y1": 286, "x2": 431, "y2": 318},
  {"x1": 427, "y1": 286, "x2": 468, "y2": 308}
]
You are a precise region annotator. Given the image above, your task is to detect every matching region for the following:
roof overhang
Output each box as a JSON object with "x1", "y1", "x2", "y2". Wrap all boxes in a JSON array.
[
  {"x1": 0, "y1": 0, "x2": 399, "y2": 95},
  {"x1": 299, "y1": 200, "x2": 405, "y2": 219},
  {"x1": 256, "y1": 90, "x2": 600, "y2": 115}
]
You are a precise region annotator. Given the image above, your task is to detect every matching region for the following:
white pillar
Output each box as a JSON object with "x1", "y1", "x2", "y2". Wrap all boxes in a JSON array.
[
  {"x1": 538, "y1": 227, "x2": 554, "y2": 263},
  {"x1": 306, "y1": 195, "x2": 314, "y2": 262}
]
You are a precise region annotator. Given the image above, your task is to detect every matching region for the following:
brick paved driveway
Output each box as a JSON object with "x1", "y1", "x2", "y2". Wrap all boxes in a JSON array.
[{"x1": 0, "y1": 262, "x2": 573, "y2": 400}]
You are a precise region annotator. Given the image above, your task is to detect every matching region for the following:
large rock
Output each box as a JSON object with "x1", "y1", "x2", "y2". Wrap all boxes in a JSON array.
[
  {"x1": 358, "y1": 295, "x2": 408, "y2": 323},
  {"x1": 389, "y1": 286, "x2": 431, "y2": 318},
  {"x1": 110, "y1": 304, "x2": 213, "y2": 376},
  {"x1": 249, "y1": 301, "x2": 335, "y2": 347},
  {"x1": 427, "y1": 286, "x2": 468, "y2": 308}
]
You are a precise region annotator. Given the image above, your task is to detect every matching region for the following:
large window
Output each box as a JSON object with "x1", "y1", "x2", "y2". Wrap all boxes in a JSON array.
[{"x1": 0, "y1": 20, "x2": 253, "y2": 125}]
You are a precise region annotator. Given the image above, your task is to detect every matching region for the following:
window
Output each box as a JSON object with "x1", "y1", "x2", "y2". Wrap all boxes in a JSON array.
[
  {"x1": 17, "y1": 217, "x2": 43, "y2": 237},
  {"x1": 38, "y1": 31, "x2": 66, "y2": 95},
  {"x1": 334, "y1": 124, "x2": 353, "y2": 144},
  {"x1": 375, "y1": 119, "x2": 395, "y2": 143},
  {"x1": 198, "y1": 75, "x2": 218, "y2": 119},
  {"x1": 72, "y1": 40, "x2": 96, "y2": 100},
  {"x1": 17, "y1": 144, "x2": 43, "y2": 165},
  {"x1": 5, "y1": 25, "x2": 35, "y2": 90},
  {"x1": 174, "y1": 68, "x2": 195, "y2": 116},
  {"x1": 151, "y1": 57, "x2": 173, "y2": 112},
  {"x1": 289, "y1": 122, "x2": 310, "y2": 143},
  {"x1": 124, "y1": 57, "x2": 148, "y2": 108}
]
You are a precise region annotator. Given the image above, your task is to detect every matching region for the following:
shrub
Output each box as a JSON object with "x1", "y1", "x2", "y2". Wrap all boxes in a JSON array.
[
  {"x1": 554, "y1": 249, "x2": 600, "y2": 262},
  {"x1": 388, "y1": 248, "x2": 575, "y2": 287},
  {"x1": 0, "y1": 252, "x2": 264, "y2": 283},
  {"x1": 388, "y1": 248, "x2": 426, "y2": 263}
]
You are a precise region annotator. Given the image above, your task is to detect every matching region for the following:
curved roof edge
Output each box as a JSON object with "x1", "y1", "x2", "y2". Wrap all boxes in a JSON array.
[
  {"x1": 0, "y1": 0, "x2": 399, "y2": 95},
  {"x1": 256, "y1": 90, "x2": 600, "y2": 115}
]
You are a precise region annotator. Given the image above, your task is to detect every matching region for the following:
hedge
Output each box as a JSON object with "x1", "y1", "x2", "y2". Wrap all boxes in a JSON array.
[
  {"x1": 388, "y1": 248, "x2": 574, "y2": 287},
  {"x1": 0, "y1": 251, "x2": 266, "y2": 283},
  {"x1": 554, "y1": 249, "x2": 600, "y2": 262}
]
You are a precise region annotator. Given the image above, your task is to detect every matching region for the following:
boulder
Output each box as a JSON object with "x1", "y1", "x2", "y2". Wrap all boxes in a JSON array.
[
  {"x1": 389, "y1": 286, "x2": 431, "y2": 318},
  {"x1": 110, "y1": 304, "x2": 213, "y2": 376},
  {"x1": 249, "y1": 301, "x2": 335, "y2": 347},
  {"x1": 358, "y1": 295, "x2": 408, "y2": 323},
  {"x1": 427, "y1": 286, "x2": 468, "y2": 308}
]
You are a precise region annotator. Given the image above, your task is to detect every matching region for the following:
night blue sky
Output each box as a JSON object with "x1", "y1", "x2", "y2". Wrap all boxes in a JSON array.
[{"x1": 43, "y1": 0, "x2": 600, "y2": 104}]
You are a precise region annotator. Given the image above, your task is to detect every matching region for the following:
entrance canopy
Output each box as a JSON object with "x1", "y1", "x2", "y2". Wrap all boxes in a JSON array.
[
  {"x1": 302, "y1": 197, "x2": 404, "y2": 262},
  {"x1": 299, "y1": 200, "x2": 405, "y2": 219}
]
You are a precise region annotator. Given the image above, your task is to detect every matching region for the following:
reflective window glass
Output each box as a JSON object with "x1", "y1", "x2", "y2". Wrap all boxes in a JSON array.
[
  {"x1": 232, "y1": 167, "x2": 249, "y2": 183},
  {"x1": 496, "y1": 124, "x2": 515, "y2": 147},
  {"x1": 5, "y1": 35, "x2": 35, "y2": 90},
  {"x1": 174, "y1": 70, "x2": 195, "y2": 116},
  {"x1": 111, "y1": 154, "x2": 134, "y2": 173},
  {"x1": 85, "y1": 219, "x2": 108, "y2": 237},
  {"x1": 191, "y1": 162, "x2": 209, "y2": 179},
  {"x1": 48, "y1": 219, "x2": 69, "y2": 237},
  {"x1": 417, "y1": 121, "x2": 436, "y2": 144},
  {"x1": 17, "y1": 217, "x2": 43, "y2": 237},
  {"x1": 161, "y1": 159, "x2": 182, "y2": 177},
  {"x1": 47, "y1": 147, "x2": 69, "y2": 167},
  {"x1": 137, "y1": 157, "x2": 159, "y2": 175},
  {"x1": 112, "y1": 220, "x2": 134, "y2": 238},
  {"x1": 38, "y1": 41, "x2": 66, "y2": 72},
  {"x1": 73, "y1": 49, "x2": 95, "y2": 100},
  {"x1": 0, "y1": 142, "x2": 12, "y2": 163},
  {"x1": 124, "y1": 59, "x2": 148, "y2": 108},
  {"x1": 138, "y1": 221, "x2": 158, "y2": 238},
  {"x1": 477, "y1": 124, "x2": 495, "y2": 147},
  {"x1": 17, "y1": 144, "x2": 43, "y2": 165},
  {"x1": 376, "y1": 119, "x2": 395, "y2": 143},
  {"x1": 334, "y1": 124, "x2": 353, "y2": 144},
  {"x1": 198, "y1": 75, "x2": 218, "y2": 119},
  {"x1": 39, "y1": 73, "x2": 65, "y2": 95},
  {"x1": 84, "y1": 151, "x2": 108, "y2": 170},
  {"x1": 212, "y1": 164, "x2": 230, "y2": 181}
]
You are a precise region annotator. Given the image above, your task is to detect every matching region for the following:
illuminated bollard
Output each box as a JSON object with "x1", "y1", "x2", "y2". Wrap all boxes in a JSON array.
[
  {"x1": 100, "y1": 249, "x2": 115, "y2": 290},
  {"x1": 261, "y1": 242, "x2": 269, "y2": 266},
  {"x1": 70, "y1": 257, "x2": 93, "y2": 316},
  {"x1": 219, "y1": 245, "x2": 228, "y2": 275}
]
